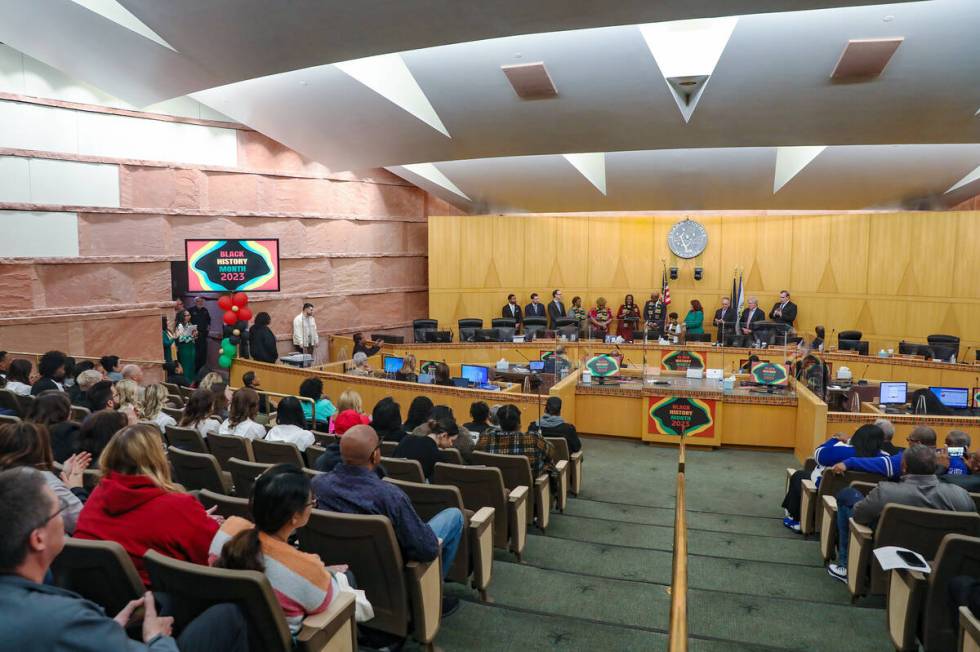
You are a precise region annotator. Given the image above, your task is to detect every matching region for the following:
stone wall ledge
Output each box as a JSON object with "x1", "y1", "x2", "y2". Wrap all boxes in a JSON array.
[
  {"x1": 0, "y1": 252, "x2": 427, "y2": 265},
  {"x1": 0, "y1": 203, "x2": 427, "y2": 223}
]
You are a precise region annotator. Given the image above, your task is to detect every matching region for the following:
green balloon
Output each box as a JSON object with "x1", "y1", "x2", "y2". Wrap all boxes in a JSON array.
[
  {"x1": 221, "y1": 342, "x2": 236, "y2": 355},
  {"x1": 218, "y1": 354, "x2": 233, "y2": 368}
]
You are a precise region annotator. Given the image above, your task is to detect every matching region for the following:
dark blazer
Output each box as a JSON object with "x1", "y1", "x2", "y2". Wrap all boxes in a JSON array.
[
  {"x1": 249, "y1": 325, "x2": 279, "y2": 363},
  {"x1": 30, "y1": 377, "x2": 62, "y2": 396},
  {"x1": 713, "y1": 306, "x2": 737, "y2": 327},
  {"x1": 739, "y1": 307, "x2": 765, "y2": 332},
  {"x1": 769, "y1": 300, "x2": 798, "y2": 325},
  {"x1": 547, "y1": 300, "x2": 566, "y2": 328},
  {"x1": 188, "y1": 305, "x2": 211, "y2": 332},
  {"x1": 525, "y1": 302, "x2": 546, "y2": 319},
  {"x1": 501, "y1": 302, "x2": 523, "y2": 323}
]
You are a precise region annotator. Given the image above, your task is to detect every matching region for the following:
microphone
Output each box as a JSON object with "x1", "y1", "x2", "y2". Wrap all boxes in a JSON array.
[
  {"x1": 856, "y1": 362, "x2": 871, "y2": 385},
  {"x1": 614, "y1": 343, "x2": 627, "y2": 368}
]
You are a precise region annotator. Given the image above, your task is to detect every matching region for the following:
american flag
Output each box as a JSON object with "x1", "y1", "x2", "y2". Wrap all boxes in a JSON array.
[{"x1": 661, "y1": 268, "x2": 671, "y2": 306}]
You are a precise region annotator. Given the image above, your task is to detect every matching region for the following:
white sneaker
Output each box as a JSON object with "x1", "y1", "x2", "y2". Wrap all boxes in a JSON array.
[{"x1": 827, "y1": 563, "x2": 847, "y2": 583}]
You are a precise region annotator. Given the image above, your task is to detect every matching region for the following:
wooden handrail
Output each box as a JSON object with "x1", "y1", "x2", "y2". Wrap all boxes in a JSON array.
[
  {"x1": 6, "y1": 350, "x2": 164, "y2": 366},
  {"x1": 668, "y1": 433, "x2": 688, "y2": 652}
]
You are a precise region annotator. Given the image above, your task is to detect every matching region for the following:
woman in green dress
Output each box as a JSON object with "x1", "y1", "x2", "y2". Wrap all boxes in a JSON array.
[
  {"x1": 175, "y1": 310, "x2": 197, "y2": 382},
  {"x1": 684, "y1": 299, "x2": 705, "y2": 335},
  {"x1": 162, "y1": 316, "x2": 176, "y2": 365}
]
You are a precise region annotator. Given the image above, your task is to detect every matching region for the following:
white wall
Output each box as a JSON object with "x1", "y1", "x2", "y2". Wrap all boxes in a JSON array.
[
  {"x1": 0, "y1": 211, "x2": 79, "y2": 257},
  {"x1": 0, "y1": 156, "x2": 119, "y2": 207}
]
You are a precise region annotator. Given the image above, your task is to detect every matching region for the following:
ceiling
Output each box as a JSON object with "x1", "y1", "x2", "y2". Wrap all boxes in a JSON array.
[{"x1": 3, "y1": 0, "x2": 978, "y2": 212}]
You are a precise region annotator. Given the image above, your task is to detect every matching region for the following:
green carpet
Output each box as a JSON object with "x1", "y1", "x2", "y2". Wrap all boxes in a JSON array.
[{"x1": 410, "y1": 437, "x2": 890, "y2": 651}]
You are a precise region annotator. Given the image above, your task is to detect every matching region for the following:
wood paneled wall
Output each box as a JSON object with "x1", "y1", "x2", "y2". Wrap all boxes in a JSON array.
[{"x1": 429, "y1": 213, "x2": 980, "y2": 355}]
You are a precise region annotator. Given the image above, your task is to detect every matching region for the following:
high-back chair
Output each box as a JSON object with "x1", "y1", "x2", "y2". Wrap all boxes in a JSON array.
[
  {"x1": 437, "y1": 448, "x2": 464, "y2": 465},
  {"x1": 888, "y1": 534, "x2": 980, "y2": 652},
  {"x1": 472, "y1": 451, "x2": 551, "y2": 531},
  {"x1": 817, "y1": 472, "x2": 888, "y2": 561},
  {"x1": 50, "y1": 538, "x2": 144, "y2": 616},
  {"x1": 144, "y1": 550, "x2": 356, "y2": 652},
  {"x1": 457, "y1": 318, "x2": 483, "y2": 342},
  {"x1": 802, "y1": 468, "x2": 882, "y2": 537},
  {"x1": 545, "y1": 436, "x2": 583, "y2": 498},
  {"x1": 164, "y1": 425, "x2": 208, "y2": 453},
  {"x1": 207, "y1": 433, "x2": 254, "y2": 470},
  {"x1": 162, "y1": 382, "x2": 182, "y2": 396},
  {"x1": 847, "y1": 505, "x2": 980, "y2": 600},
  {"x1": 312, "y1": 431, "x2": 338, "y2": 447},
  {"x1": 299, "y1": 510, "x2": 442, "y2": 649},
  {"x1": 412, "y1": 318, "x2": 438, "y2": 343},
  {"x1": 381, "y1": 457, "x2": 425, "y2": 483},
  {"x1": 162, "y1": 406, "x2": 183, "y2": 421},
  {"x1": 784, "y1": 457, "x2": 817, "y2": 494},
  {"x1": 0, "y1": 413, "x2": 20, "y2": 426},
  {"x1": 196, "y1": 488, "x2": 253, "y2": 521},
  {"x1": 431, "y1": 462, "x2": 528, "y2": 561},
  {"x1": 227, "y1": 458, "x2": 273, "y2": 498},
  {"x1": 166, "y1": 392, "x2": 184, "y2": 407},
  {"x1": 961, "y1": 605, "x2": 980, "y2": 652},
  {"x1": 523, "y1": 317, "x2": 547, "y2": 337},
  {"x1": 305, "y1": 444, "x2": 326, "y2": 468},
  {"x1": 380, "y1": 441, "x2": 398, "y2": 457},
  {"x1": 69, "y1": 405, "x2": 91, "y2": 422},
  {"x1": 252, "y1": 439, "x2": 305, "y2": 468},
  {"x1": 386, "y1": 477, "x2": 494, "y2": 600},
  {"x1": 167, "y1": 446, "x2": 232, "y2": 495}
]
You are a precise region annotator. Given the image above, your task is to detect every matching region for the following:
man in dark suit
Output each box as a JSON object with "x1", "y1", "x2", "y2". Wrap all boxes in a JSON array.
[
  {"x1": 642, "y1": 291, "x2": 666, "y2": 338},
  {"x1": 769, "y1": 290, "x2": 798, "y2": 327},
  {"x1": 738, "y1": 297, "x2": 765, "y2": 346},
  {"x1": 524, "y1": 293, "x2": 546, "y2": 320},
  {"x1": 547, "y1": 289, "x2": 566, "y2": 329},
  {"x1": 501, "y1": 294, "x2": 523, "y2": 325},
  {"x1": 188, "y1": 296, "x2": 212, "y2": 373},
  {"x1": 713, "y1": 297, "x2": 737, "y2": 345}
]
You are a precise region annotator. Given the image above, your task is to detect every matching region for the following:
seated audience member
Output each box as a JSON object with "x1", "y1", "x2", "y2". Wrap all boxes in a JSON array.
[
  {"x1": 121, "y1": 364, "x2": 144, "y2": 385},
  {"x1": 0, "y1": 422, "x2": 89, "y2": 533},
  {"x1": 395, "y1": 355, "x2": 418, "y2": 383},
  {"x1": 61, "y1": 357, "x2": 77, "y2": 389},
  {"x1": 403, "y1": 396, "x2": 434, "y2": 433},
  {"x1": 330, "y1": 390, "x2": 366, "y2": 433},
  {"x1": 179, "y1": 389, "x2": 222, "y2": 438},
  {"x1": 265, "y1": 397, "x2": 314, "y2": 452},
  {"x1": 4, "y1": 359, "x2": 34, "y2": 396},
  {"x1": 26, "y1": 391, "x2": 78, "y2": 463},
  {"x1": 75, "y1": 424, "x2": 220, "y2": 586},
  {"x1": 212, "y1": 464, "x2": 362, "y2": 633},
  {"x1": 84, "y1": 380, "x2": 118, "y2": 412},
  {"x1": 249, "y1": 311, "x2": 279, "y2": 363},
  {"x1": 372, "y1": 397, "x2": 408, "y2": 443},
  {"x1": 100, "y1": 355, "x2": 123, "y2": 382},
  {"x1": 209, "y1": 382, "x2": 231, "y2": 421},
  {"x1": 489, "y1": 404, "x2": 502, "y2": 428},
  {"x1": 0, "y1": 467, "x2": 250, "y2": 652},
  {"x1": 311, "y1": 409, "x2": 371, "y2": 475},
  {"x1": 349, "y1": 352, "x2": 372, "y2": 377},
  {"x1": 433, "y1": 362, "x2": 453, "y2": 387},
  {"x1": 352, "y1": 332, "x2": 381, "y2": 358},
  {"x1": 464, "y1": 401, "x2": 492, "y2": 437},
  {"x1": 312, "y1": 425, "x2": 463, "y2": 615},
  {"x1": 941, "y1": 452, "x2": 980, "y2": 492},
  {"x1": 163, "y1": 361, "x2": 190, "y2": 388},
  {"x1": 219, "y1": 388, "x2": 267, "y2": 441},
  {"x1": 534, "y1": 396, "x2": 582, "y2": 453},
  {"x1": 31, "y1": 350, "x2": 68, "y2": 395},
  {"x1": 781, "y1": 424, "x2": 887, "y2": 531},
  {"x1": 476, "y1": 404, "x2": 556, "y2": 476},
  {"x1": 827, "y1": 444, "x2": 975, "y2": 582},
  {"x1": 0, "y1": 350, "x2": 7, "y2": 378},
  {"x1": 76, "y1": 410, "x2": 129, "y2": 465},
  {"x1": 141, "y1": 384, "x2": 176, "y2": 432},
  {"x1": 875, "y1": 418, "x2": 902, "y2": 455},
  {"x1": 393, "y1": 415, "x2": 458, "y2": 480},
  {"x1": 197, "y1": 371, "x2": 225, "y2": 392},
  {"x1": 114, "y1": 379, "x2": 142, "y2": 416},
  {"x1": 831, "y1": 425, "x2": 937, "y2": 480},
  {"x1": 241, "y1": 371, "x2": 268, "y2": 414},
  {"x1": 70, "y1": 369, "x2": 103, "y2": 407},
  {"x1": 410, "y1": 405, "x2": 475, "y2": 462},
  {"x1": 298, "y1": 378, "x2": 337, "y2": 430},
  {"x1": 939, "y1": 430, "x2": 971, "y2": 476}
]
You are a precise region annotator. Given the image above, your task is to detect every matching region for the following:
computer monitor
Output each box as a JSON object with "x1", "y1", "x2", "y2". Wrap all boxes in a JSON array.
[
  {"x1": 460, "y1": 364, "x2": 489, "y2": 385},
  {"x1": 417, "y1": 373, "x2": 433, "y2": 384},
  {"x1": 382, "y1": 355, "x2": 403, "y2": 374},
  {"x1": 529, "y1": 361, "x2": 545, "y2": 372},
  {"x1": 929, "y1": 386, "x2": 969, "y2": 409},
  {"x1": 878, "y1": 382, "x2": 907, "y2": 405}
]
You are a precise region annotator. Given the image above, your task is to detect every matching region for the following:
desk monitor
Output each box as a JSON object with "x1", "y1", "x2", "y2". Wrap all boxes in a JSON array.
[
  {"x1": 460, "y1": 364, "x2": 489, "y2": 385},
  {"x1": 382, "y1": 355, "x2": 403, "y2": 374},
  {"x1": 529, "y1": 361, "x2": 545, "y2": 372},
  {"x1": 750, "y1": 362, "x2": 789, "y2": 386},
  {"x1": 417, "y1": 373, "x2": 433, "y2": 384},
  {"x1": 929, "y1": 386, "x2": 969, "y2": 409},
  {"x1": 451, "y1": 377, "x2": 470, "y2": 388},
  {"x1": 878, "y1": 382, "x2": 907, "y2": 405}
]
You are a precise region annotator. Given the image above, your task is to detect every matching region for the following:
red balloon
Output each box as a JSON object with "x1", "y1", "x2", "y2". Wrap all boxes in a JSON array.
[
  {"x1": 217, "y1": 295, "x2": 233, "y2": 310},
  {"x1": 238, "y1": 307, "x2": 252, "y2": 322},
  {"x1": 222, "y1": 311, "x2": 237, "y2": 325},
  {"x1": 232, "y1": 292, "x2": 249, "y2": 307}
]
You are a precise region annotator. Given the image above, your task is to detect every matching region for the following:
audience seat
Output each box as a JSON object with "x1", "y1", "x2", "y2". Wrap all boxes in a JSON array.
[
  {"x1": 299, "y1": 510, "x2": 442, "y2": 649},
  {"x1": 545, "y1": 436, "x2": 583, "y2": 498},
  {"x1": 196, "y1": 489, "x2": 253, "y2": 521},
  {"x1": 887, "y1": 534, "x2": 980, "y2": 652},
  {"x1": 818, "y1": 476, "x2": 884, "y2": 562},
  {"x1": 784, "y1": 458, "x2": 817, "y2": 495},
  {"x1": 381, "y1": 457, "x2": 425, "y2": 483},
  {"x1": 0, "y1": 389, "x2": 24, "y2": 417},
  {"x1": 50, "y1": 538, "x2": 144, "y2": 616},
  {"x1": 380, "y1": 441, "x2": 398, "y2": 457},
  {"x1": 386, "y1": 477, "x2": 494, "y2": 601},
  {"x1": 472, "y1": 451, "x2": 567, "y2": 531},
  {"x1": 0, "y1": 414, "x2": 20, "y2": 426},
  {"x1": 312, "y1": 432, "x2": 338, "y2": 447},
  {"x1": 162, "y1": 382, "x2": 182, "y2": 396},
  {"x1": 164, "y1": 425, "x2": 208, "y2": 454},
  {"x1": 432, "y1": 462, "x2": 528, "y2": 561},
  {"x1": 305, "y1": 444, "x2": 326, "y2": 468},
  {"x1": 166, "y1": 393, "x2": 184, "y2": 407},
  {"x1": 847, "y1": 505, "x2": 980, "y2": 600},
  {"x1": 251, "y1": 439, "x2": 305, "y2": 468},
  {"x1": 167, "y1": 446, "x2": 232, "y2": 495},
  {"x1": 227, "y1": 458, "x2": 273, "y2": 498},
  {"x1": 69, "y1": 405, "x2": 91, "y2": 422},
  {"x1": 162, "y1": 406, "x2": 183, "y2": 421},
  {"x1": 960, "y1": 606, "x2": 980, "y2": 652},
  {"x1": 801, "y1": 468, "x2": 881, "y2": 537},
  {"x1": 207, "y1": 433, "x2": 254, "y2": 470},
  {"x1": 437, "y1": 448, "x2": 464, "y2": 465},
  {"x1": 144, "y1": 549, "x2": 356, "y2": 652}
]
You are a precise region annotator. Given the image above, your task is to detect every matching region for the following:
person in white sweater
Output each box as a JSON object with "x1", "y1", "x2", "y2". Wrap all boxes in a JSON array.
[
  {"x1": 219, "y1": 388, "x2": 266, "y2": 441},
  {"x1": 140, "y1": 384, "x2": 176, "y2": 432},
  {"x1": 264, "y1": 396, "x2": 315, "y2": 452},
  {"x1": 179, "y1": 388, "x2": 221, "y2": 438}
]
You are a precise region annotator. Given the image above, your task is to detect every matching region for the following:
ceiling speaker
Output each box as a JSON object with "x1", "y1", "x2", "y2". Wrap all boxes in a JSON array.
[{"x1": 831, "y1": 38, "x2": 903, "y2": 80}]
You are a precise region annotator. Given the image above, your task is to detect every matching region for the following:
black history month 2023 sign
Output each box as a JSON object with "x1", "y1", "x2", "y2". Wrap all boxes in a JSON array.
[
  {"x1": 660, "y1": 349, "x2": 705, "y2": 371},
  {"x1": 186, "y1": 239, "x2": 280, "y2": 292},
  {"x1": 647, "y1": 396, "x2": 716, "y2": 438}
]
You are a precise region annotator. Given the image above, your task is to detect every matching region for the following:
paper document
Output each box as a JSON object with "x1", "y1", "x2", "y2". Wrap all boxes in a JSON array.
[{"x1": 873, "y1": 546, "x2": 930, "y2": 573}]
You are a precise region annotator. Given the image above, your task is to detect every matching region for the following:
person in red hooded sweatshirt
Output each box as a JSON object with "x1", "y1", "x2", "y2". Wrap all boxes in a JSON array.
[{"x1": 74, "y1": 424, "x2": 220, "y2": 586}]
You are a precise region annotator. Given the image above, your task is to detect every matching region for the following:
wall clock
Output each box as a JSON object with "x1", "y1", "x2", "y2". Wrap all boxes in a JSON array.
[{"x1": 667, "y1": 218, "x2": 708, "y2": 259}]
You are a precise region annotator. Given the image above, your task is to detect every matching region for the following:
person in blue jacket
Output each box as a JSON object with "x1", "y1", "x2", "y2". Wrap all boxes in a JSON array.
[
  {"x1": 830, "y1": 425, "x2": 937, "y2": 480},
  {"x1": 941, "y1": 431, "x2": 971, "y2": 476}
]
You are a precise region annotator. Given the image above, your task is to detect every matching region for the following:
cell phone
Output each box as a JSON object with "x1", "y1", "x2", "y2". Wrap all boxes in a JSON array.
[
  {"x1": 948, "y1": 447, "x2": 965, "y2": 457},
  {"x1": 896, "y1": 550, "x2": 927, "y2": 568}
]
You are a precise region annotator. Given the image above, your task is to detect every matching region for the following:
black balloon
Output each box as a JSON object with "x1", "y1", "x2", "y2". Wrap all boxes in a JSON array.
[{"x1": 229, "y1": 336, "x2": 241, "y2": 345}]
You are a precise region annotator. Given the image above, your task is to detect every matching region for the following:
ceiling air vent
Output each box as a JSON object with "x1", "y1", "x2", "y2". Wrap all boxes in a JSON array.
[
  {"x1": 501, "y1": 62, "x2": 558, "y2": 99},
  {"x1": 831, "y1": 38, "x2": 903, "y2": 80}
]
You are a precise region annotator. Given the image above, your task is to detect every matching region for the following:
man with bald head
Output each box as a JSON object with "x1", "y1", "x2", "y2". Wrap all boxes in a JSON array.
[{"x1": 311, "y1": 425, "x2": 463, "y2": 616}]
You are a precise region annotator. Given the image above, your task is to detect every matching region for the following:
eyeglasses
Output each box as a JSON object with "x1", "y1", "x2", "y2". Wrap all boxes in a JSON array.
[{"x1": 34, "y1": 496, "x2": 70, "y2": 531}]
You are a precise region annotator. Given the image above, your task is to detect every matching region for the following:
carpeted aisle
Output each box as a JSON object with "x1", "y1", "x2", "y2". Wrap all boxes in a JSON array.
[{"x1": 420, "y1": 437, "x2": 890, "y2": 651}]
